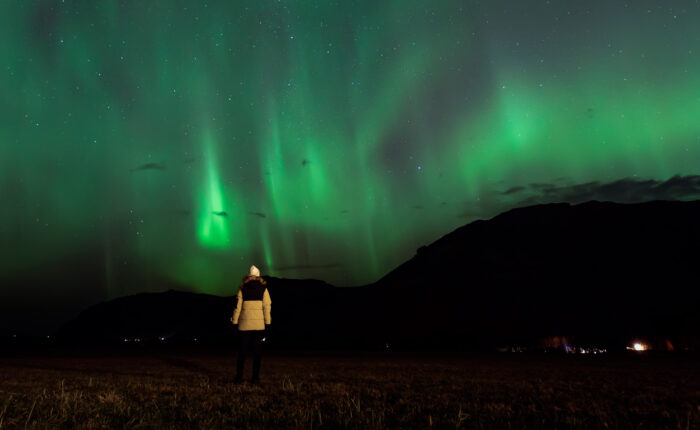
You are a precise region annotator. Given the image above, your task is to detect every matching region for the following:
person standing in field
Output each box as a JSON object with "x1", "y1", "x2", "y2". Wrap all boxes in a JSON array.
[{"x1": 231, "y1": 265, "x2": 271, "y2": 384}]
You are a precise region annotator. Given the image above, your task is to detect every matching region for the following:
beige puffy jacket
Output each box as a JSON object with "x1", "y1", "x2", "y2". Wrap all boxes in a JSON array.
[{"x1": 231, "y1": 276, "x2": 271, "y2": 331}]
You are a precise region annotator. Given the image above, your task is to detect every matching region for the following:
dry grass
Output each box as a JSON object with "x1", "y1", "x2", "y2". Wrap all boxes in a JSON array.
[{"x1": 0, "y1": 351, "x2": 697, "y2": 429}]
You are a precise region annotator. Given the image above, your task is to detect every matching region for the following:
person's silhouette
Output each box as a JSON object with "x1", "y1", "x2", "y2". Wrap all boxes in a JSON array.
[{"x1": 231, "y1": 265, "x2": 271, "y2": 384}]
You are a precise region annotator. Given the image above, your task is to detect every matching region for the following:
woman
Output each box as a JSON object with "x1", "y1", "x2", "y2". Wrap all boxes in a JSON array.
[{"x1": 231, "y1": 265, "x2": 272, "y2": 384}]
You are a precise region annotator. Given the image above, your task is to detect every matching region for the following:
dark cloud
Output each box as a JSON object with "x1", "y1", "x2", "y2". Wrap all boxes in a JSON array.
[
  {"x1": 129, "y1": 163, "x2": 166, "y2": 172},
  {"x1": 501, "y1": 186, "x2": 526, "y2": 195},
  {"x1": 448, "y1": 175, "x2": 700, "y2": 225},
  {"x1": 518, "y1": 175, "x2": 700, "y2": 206}
]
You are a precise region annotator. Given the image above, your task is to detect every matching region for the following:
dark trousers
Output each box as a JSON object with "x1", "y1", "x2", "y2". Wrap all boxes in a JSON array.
[{"x1": 236, "y1": 330, "x2": 264, "y2": 380}]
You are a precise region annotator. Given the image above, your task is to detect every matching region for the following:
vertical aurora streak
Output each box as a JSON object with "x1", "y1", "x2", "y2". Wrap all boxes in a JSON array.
[{"x1": 197, "y1": 131, "x2": 232, "y2": 249}]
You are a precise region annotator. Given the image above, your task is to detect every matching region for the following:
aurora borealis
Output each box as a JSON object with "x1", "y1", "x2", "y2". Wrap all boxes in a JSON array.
[{"x1": 3, "y1": 0, "x2": 700, "y2": 309}]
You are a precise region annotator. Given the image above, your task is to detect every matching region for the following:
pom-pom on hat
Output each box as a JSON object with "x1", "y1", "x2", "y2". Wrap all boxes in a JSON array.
[{"x1": 249, "y1": 265, "x2": 260, "y2": 277}]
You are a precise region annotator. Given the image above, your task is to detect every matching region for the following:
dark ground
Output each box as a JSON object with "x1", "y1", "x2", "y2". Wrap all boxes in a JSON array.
[{"x1": 0, "y1": 348, "x2": 698, "y2": 429}]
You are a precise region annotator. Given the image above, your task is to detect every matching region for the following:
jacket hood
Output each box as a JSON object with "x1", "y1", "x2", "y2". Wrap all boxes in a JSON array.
[{"x1": 240, "y1": 275, "x2": 266, "y2": 288}]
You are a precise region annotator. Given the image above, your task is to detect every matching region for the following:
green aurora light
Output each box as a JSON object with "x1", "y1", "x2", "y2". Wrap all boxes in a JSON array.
[{"x1": 2, "y1": 1, "x2": 700, "y2": 297}]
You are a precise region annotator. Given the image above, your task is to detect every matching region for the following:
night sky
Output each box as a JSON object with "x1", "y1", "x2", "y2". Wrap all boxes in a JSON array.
[{"x1": 3, "y1": 1, "x2": 700, "y2": 310}]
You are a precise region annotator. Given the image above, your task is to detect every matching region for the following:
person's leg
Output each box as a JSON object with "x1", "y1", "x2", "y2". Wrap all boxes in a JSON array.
[
  {"x1": 235, "y1": 331, "x2": 250, "y2": 381},
  {"x1": 251, "y1": 331, "x2": 263, "y2": 382}
]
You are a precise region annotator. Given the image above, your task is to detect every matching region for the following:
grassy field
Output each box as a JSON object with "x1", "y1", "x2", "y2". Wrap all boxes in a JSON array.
[{"x1": 0, "y1": 350, "x2": 697, "y2": 429}]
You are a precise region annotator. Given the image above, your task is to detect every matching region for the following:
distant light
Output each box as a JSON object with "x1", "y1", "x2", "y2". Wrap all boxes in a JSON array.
[{"x1": 633, "y1": 343, "x2": 645, "y2": 351}]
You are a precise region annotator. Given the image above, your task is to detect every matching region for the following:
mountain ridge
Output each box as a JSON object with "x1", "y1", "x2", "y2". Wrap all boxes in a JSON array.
[{"x1": 54, "y1": 199, "x2": 700, "y2": 350}]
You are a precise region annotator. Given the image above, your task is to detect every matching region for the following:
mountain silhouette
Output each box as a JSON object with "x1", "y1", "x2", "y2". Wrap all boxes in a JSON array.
[
  {"x1": 370, "y1": 200, "x2": 700, "y2": 349},
  {"x1": 55, "y1": 200, "x2": 700, "y2": 350}
]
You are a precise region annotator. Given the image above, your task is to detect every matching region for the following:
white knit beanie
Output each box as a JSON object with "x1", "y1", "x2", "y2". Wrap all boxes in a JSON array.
[{"x1": 248, "y1": 265, "x2": 260, "y2": 277}]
